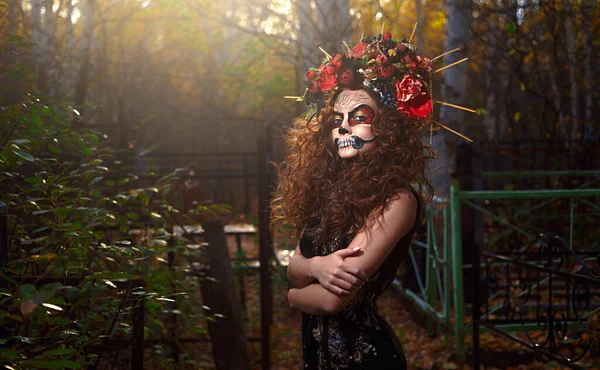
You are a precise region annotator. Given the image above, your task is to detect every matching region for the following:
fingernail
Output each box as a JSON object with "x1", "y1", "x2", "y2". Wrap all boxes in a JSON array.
[{"x1": 353, "y1": 247, "x2": 361, "y2": 251}]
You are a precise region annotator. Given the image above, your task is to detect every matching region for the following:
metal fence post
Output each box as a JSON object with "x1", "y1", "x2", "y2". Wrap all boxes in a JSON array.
[
  {"x1": 257, "y1": 133, "x2": 272, "y2": 370},
  {"x1": 0, "y1": 202, "x2": 7, "y2": 268},
  {"x1": 472, "y1": 244, "x2": 480, "y2": 369},
  {"x1": 443, "y1": 204, "x2": 451, "y2": 335},
  {"x1": 425, "y1": 206, "x2": 437, "y2": 334},
  {"x1": 131, "y1": 280, "x2": 145, "y2": 370},
  {"x1": 450, "y1": 183, "x2": 465, "y2": 363}
]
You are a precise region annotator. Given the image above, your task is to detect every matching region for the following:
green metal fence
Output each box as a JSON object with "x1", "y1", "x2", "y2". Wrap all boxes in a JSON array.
[
  {"x1": 397, "y1": 171, "x2": 600, "y2": 364},
  {"x1": 451, "y1": 184, "x2": 600, "y2": 362},
  {"x1": 394, "y1": 194, "x2": 452, "y2": 333}
]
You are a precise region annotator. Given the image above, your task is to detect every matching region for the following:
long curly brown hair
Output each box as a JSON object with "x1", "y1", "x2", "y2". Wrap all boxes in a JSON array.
[{"x1": 271, "y1": 87, "x2": 437, "y2": 242}]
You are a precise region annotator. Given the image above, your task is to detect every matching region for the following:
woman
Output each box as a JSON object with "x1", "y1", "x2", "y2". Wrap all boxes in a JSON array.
[{"x1": 272, "y1": 33, "x2": 436, "y2": 369}]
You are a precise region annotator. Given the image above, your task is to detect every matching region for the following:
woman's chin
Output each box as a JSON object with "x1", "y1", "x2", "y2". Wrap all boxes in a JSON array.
[{"x1": 337, "y1": 147, "x2": 359, "y2": 159}]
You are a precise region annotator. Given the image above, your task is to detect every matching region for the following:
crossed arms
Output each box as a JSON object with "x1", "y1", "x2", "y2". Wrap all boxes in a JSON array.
[{"x1": 286, "y1": 190, "x2": 417, "y2": 316}]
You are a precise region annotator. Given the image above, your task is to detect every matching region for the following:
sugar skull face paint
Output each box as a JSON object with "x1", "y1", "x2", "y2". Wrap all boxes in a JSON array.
[{"x1": 331, "y1": 89, "x2": 377, "y2": 159}]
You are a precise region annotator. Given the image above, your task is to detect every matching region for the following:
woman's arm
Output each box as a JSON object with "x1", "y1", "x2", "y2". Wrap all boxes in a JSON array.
[
  {"x1": 287, "y1": 190, "x2": 417, "y2": 315},
  {"x1": 286, "y1": 244, "x2": 316, "y2": 289},
  {"x1": 287, "y1": 244, "x2": 367, "y2": 293},
  {"x1": 288, "y1": 283, "x2": 342, "y2": 315}
]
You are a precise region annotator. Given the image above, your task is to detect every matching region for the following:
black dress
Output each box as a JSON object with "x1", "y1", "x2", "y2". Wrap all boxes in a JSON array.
[{"x1": 299, "y1": 205, "x2": 419, "y2": 370}]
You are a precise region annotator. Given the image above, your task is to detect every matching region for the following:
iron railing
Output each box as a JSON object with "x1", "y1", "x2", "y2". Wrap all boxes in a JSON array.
[
  {"x1": 451, "y1": 184, "x2": 600, "y2": 364},
  {"x1": 394, "y1": 174, "x2": 600, "y2": 366}
]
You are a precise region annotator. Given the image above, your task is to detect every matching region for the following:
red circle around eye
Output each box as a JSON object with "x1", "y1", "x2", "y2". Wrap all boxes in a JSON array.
[{"x1": 349, "y1": 116, "x2": 373, "y2": 127}]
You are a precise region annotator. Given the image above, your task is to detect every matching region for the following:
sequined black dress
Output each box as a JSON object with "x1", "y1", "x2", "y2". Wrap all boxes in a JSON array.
[{"x1": 299, "y1": 210, "x2": 418, "y2": 370}]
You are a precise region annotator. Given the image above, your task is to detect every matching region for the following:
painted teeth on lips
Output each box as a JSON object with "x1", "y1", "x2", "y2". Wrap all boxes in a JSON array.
[{"x1": 337, "y1": 137, "x2": 355, "y2": 149}]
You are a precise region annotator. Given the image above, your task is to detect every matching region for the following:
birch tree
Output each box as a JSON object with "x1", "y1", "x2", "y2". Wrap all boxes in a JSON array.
[
  {"x1": 30, "y1": 0, "x2": 42, "y2": 78},
  {"x1": 431, "y1": 0, "x2": 472, "y2": 193},
  {"x1": 74, "y1": 0, "x2": 95, "y2": 113}
]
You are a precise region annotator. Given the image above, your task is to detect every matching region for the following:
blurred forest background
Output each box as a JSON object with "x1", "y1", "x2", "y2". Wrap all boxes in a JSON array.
[
  {"x1": 1, "y1": 0, "x2": 598, "y2": 185},
  {"x1": 0, "y1": 0, "x2": 599, "y2": 369}
]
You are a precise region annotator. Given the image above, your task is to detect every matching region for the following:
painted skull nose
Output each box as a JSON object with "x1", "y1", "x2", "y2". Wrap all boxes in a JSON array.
[{"x1": 338, "y1": 126, "x2": 350, "y2": 135}]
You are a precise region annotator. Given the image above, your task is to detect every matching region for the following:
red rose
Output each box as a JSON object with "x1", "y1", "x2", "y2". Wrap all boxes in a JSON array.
[
  {"x1": 397, "y1": 93, "x2": 433, "y2": 117},
  {"x1": 350, "y1": 42, "x2": 367, "y2": 58},
  {"x1": 318, "y1": 65, "x2": 338, "y2": 91},
  {"x1": 331, "y1": 54, "x2": 343, "y2": 69},
  {"x1": 397, "y1": 43, "x2": 407, "y2": 52},
  {"x1": 376, "y1": 54, "x2": 388, "y2": 65},
  {"x1": 395, "y1": 75, "x2": 432, "y2": 117},
  {"x1": 321, "y1": 64, "x2": 336, "y2": 75},
  {"x1": 383, "y1": 32, "x2": 392, "y2": 40},
  {"x1": 307, "y1": 81, "x2": 320, "y2": 94},
  {"x1": 395, "y1": 75, "x2": 423, "y2": 102},
  {"x1": 380, "y1": 64, "x2": 395, "y2": 78},
  {"x1": 338, "y1": 68, "x2": 354, "y2": 85},
  {"x1": 409, "y1": 62, "x2": 418, "y2": 71},
  {"x1": 306, "y1": 69, "x2": 317, "y2": 80}
]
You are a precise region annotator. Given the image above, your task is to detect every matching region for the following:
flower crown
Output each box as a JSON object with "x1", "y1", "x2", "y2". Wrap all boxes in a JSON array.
[{"x1": 302, "y1": 33, "x2": 433, "y2": 118}]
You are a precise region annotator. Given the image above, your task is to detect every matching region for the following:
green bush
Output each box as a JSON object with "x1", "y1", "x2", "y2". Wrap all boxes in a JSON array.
[{"x1": 0, "y1": 79, "x2": 223, "y2": 370}]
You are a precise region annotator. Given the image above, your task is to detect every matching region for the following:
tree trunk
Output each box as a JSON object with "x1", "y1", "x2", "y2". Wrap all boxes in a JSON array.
[
  {"x1": 74, "y1": 0, "x2": 96, "y2": 115},
  {"x1": 581, "y1": 0, "x2": 596, "y2": 142},
  {"x1": 484, "y1": 14, "x2": 509, "y2": 142},
  {"x1": 59, "y1": 0, "x2": 76, "y2": 99},
  {"x1": 548, "y1": 62, "x2": 567, "y2": 139},
  {"x1": 432, "y1": 0, "x2": 473, "y2": 195},
  {"x1": 565, "y1": 9, "x2": 580, "y2": 143},
  {"x1": 7, "y1": 0, "x2": 20, "y2": 104},
  {"x1": 200, "y1": 220, "x2": 250, "y2": 370},
  {"x1": 315, "y1": 0, "x2": 350, "y2": 56},
  {"x1": 30, "y1": 0, "x2": 42, "y2": 82},
  {"x1": 415, "y1": 0, "x2": 424, "y2": 46},
  {"x1": 40, "y1": 0, "x2": 56, "y2": 94},
  {"x1": 295, "y1": 0, "x2": 316, "y2": 72}
]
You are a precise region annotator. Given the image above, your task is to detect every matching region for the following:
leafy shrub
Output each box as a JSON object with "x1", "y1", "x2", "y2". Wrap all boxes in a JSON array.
[{"x1": 0, "y1": 90, "x2": 222, "y2": 369}]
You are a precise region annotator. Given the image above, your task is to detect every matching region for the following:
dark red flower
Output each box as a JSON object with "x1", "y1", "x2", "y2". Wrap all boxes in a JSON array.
[
  {"x1": 380, "y1": 64, "x2": 395, "y2": 78},
  {"x1": 306, "y1": 69, "x2": 317, "y2": 80},
  {"x1": 318, "y1": 64, "x2": 338, "y2": 91},
  {"x1": 331, "y1": 54, "x2": 343, "y2": 69},
  {"x1": 395, "y1": 75, "x2": 423, "y2": 102},
  {"x1": 395, "y1": 75, "x2": 432, "y2": 117},
  {"x1": 376, "y1": 54, "x2": 388, "y2": 65},
  {"x1": 350, "y1": 42, "x2": 367, "y2": 58},
  {"x1": 382, "y1": 32, "x2": 392, "y2": 40},
  {"x1": 307, "y1": 81, "x2": 320, "y2": 94},
  {"x1": 338, "y1": 68, "x2": 354, "y2": 85},
  {"x1": 321, "y1": 64, "x2": 336, "y2": 75},
  {"x1": 397, "y1": 93, "x2": 432, "y2": 117}
]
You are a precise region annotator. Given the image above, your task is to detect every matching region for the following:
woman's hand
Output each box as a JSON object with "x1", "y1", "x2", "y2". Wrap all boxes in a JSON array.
[{"x1": 309, "y1": 247, "x2": 367, "y2": 296}]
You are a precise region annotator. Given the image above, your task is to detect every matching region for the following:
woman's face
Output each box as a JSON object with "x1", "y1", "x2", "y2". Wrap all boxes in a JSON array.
[{"x1": 331, "y1": 89, "x2": 378, "y2": 159}]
